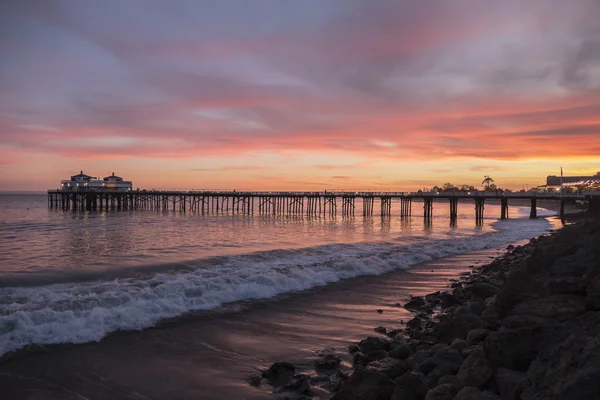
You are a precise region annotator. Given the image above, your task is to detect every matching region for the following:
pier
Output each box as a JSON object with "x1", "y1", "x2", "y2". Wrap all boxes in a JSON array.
[{"x1": 47, "y1": 189, "x2": 600, "y2": 221}]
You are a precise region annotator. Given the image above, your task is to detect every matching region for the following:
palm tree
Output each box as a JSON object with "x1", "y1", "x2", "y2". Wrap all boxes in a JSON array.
[{"x1": 482, "y1": 175, "x2": 495, "y2": 190}]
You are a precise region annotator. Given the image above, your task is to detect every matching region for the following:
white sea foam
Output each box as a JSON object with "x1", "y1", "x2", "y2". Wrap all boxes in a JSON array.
[{"x1": 0, "y1": 213, "x2": 555, "y2": 357}]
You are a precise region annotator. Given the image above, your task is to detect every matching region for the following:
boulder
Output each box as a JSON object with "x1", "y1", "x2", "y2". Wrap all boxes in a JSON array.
[
  {"x1": 423, "y1": 383, "x2": 458, "y2": 400},
  {"x1": 262, "y1": 361, "x2": 296, "y2": 386},
  {"x1": 454, "y1": 387, "x2": 500, "y2": 400},
  {"x1": 374, "y1": 326, "x2": 387, "y2": 334},
  {"x1": 391, "y1": 371, "x2": 428, "y2": 400},
  {"x1": 275, "y1": 374, "x2": 311, "y2": 395},
  {"x1": 367, "y1": 357, "x2": 408, "y2": 379},
  {"x1": 467, "y1": 301, "x2": 486, "y2": 316},
  {"x1": 495, "y1": 368, "x2": 525, "y2": 400},
  {"x1": 466, "y1": 328, "x2": 490, "y2": 344},
  {"x1": 418, "y1": 348, "x2": 464, "y2": 388},
  {"x1": 314, "y1": 354, "x2": 342, "y2": 370},
  {"x1": 509, "y1": 294, "x2": 586, "y2": 322},
  {"x1": 586, "y1": 275, "x2": 600, "y2": 310},
  {"x1": 457, "y1": 348, "x2": 493, "y2": 388},
  {"x1": 540, "y1": 277, "x2": 588, "y2": 295},
  {"x1": 467, "y1": 282, "x2": 499, "y2": 299},
  {"x1": 390, "y1": 344, "x2": 413, "y2": 360},
  {"x1": 332, "y1": 367, "x2": 396, "y2": 400},
  {"x1": 348, "y1": 344, "x2": 360, "y2": 354},
  {"x1": 450, "y1": 338, "x2": 468, "y2": 353},
  {"x1": 405, "y1": 297, "x2": 427, "y2": 311},
  {"x1": 431, "y1": 312, "x2": 487, "y2": 344},
  {"x1": 358, "y1": 336, "x2": 391, "y2": 354}
]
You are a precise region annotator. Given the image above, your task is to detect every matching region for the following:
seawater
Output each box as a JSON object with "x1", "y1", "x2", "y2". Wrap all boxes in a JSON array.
[{"x1": 0, "y1": 194, "x2": 557, "y2": 357}]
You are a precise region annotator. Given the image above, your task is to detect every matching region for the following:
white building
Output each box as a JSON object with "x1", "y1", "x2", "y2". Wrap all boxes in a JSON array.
[
  {"x1": 60, "y1": 171, "x2": 133, "y2": 191},
  {"x1": 103, "y1": 172, "x2": 133, "y2": 191}
]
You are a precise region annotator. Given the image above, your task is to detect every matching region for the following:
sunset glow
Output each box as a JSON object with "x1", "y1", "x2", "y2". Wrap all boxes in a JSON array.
[{"x1": 1, "y1": 0, "x2": 599, "y2": 191}]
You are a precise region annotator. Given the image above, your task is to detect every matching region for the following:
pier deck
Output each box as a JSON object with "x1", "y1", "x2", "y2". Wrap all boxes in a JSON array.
[{"x1": 47, "y1": 189, "x2": 600, "y2": 221}]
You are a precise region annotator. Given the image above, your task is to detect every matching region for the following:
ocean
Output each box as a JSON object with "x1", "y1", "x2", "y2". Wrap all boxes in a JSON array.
[{"x1": 0, "y1": 193, "x2": 559, "y2": 398}]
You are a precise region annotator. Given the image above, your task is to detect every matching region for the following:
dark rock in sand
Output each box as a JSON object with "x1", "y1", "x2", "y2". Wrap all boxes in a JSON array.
[
  {"x1": 466, "y1": 328, "x2": 490, "y2": 344},
  {"x1": 506, "y1": 245, "x2": 515, "y2": 250},
  {"x1": 391, "y1": 371, "x2": 428, "y2": 400},
  {"x1": 405, "y1": 297, "x2": 427, "y2": 311},
  {"x1": 466, "y1": 282, "x2": 499, "y2": 299},
  {"x1": 387, "y1": 329, "x2": 403, "y2": 339},
  {"x1": 495, "y1": 367, "x2": 526, "y2": 400},
  {"x1": 247, "y1": 373, "x2": 263, "y2": 387},
  {"x1": 424, "y1": 382, "x2": 458, "y2": 400},
  {"x1": 431, "y1": 311, "x2": 487, "y2": 344},
  {"x1": 262, "y1": 361, "x2": 296, "y2": 386},
  {"x1": 407, "y1": 316, "x2": 426, "y2": 331},
  {"x1": 509, "y1": 294, "x2": 586, "y2": 321},
  {"x1": 374, "y1": 326, "x2": 387, "y2": 334},
  {"x1": 348, "y1": 344, "x2": 360, "y2": 354},
  {"x1": 367, "y1": 357, "x2": 408, "y2": 379},
  {"x1": 332, "y1": 366, "x2": 396, "y2": 400},
  {"x1": 275, "y1": 373, "x2": 311, "y2": 395},
  {"x1": 377, "y1": 309, "x2": 384, "y2": 313},
  {"x1": 389, "y1": 337, "x2": 407, "y2": 350},
  {"x1": 454, "y1": 387, "x2": 500, "y2": 400},
  {"x1": 389, "y1": 344, "x2": 413, "y2": 360},
  {"x1": 425, "y1": 292, "x2": 441, "y2": 304},
  {"x1": 328, "y1": 370, "x2": 350, "y2": 392},
  {"x1": 314, "y1": 354, "x2": 342, "y2": 370},
  {"x1": 457, "y1": 348, "x2": 493, "y2": 388},
  {"x1": 440, "y1": 293, "x2": 460, "y2": 309},
  {"x1": 358, "y1": 336, "x2": 390, "y2": 354}
]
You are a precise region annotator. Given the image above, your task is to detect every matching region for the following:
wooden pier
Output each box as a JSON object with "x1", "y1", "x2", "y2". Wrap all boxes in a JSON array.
[{"x1": 47, "y1": 189, "x2": 599, "y2": 221}]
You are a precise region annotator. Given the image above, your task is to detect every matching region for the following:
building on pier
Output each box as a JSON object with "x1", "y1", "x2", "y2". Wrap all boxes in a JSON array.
[
  {"x1": 60, "y1": 171, "x2": 133, "y2": 191},
  {"x1": 103, "y1": 173, "x2": 133, "y2": 191}
]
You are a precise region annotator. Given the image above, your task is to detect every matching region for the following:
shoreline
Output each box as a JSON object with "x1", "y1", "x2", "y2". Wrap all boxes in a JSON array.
[
  {"x1": 255, "y1": 215, "x2": 598, "y2": 399},
  {"x1": 0, "y1": 220, "x2": 558, "y2": 399}
]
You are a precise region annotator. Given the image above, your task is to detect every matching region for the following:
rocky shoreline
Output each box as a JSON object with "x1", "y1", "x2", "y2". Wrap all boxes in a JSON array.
[{"x1": 253, "y1": 217, "x2": 600, "y2": 399}]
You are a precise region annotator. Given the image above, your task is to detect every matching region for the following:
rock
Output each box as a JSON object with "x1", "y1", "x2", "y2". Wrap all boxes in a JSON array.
[
  {"x1": 314, "y1": 354, "x2": 342, "y2": 370},
  {"x1": 521, "y1": 318, "x2": 600, "y2": 400},
  {"x1": 348, "y1": 344, "x2": 360, "y2": 354},
  {"x1": 389, "y1": 337, "x2": 407, "y2": 350},
  {"x1": 457, "y1": 348, "x2": 493, "y2": 388},
  {"x1": 429, "y1": 343, "x2": 450, "y2": 355},
  {"x1": 262, "y1": 362, "x2": 296, "y2": 386},
  {"x1": 405, "y1": 297, "x2": 427, "y2": 311},
  {"x1": 389, "y1": 344, "x2": 413, "y2": 360},
  {"x1": 431, "y1": 312, "x2": 487, "y2": 344},
  {"x1": 437, "y1": 375, "x2": 459, "y2": 387},
  {"x1": 440, "y1": 293, "x2": 460, "y2": 309},
  {"x1": 418, "y1": 348, "x2": 464, "y2": 388},
  {"x1": 466, "y1": 328, "x2": 490, "y2": 344},
  {"x1": 454, "y1": 387, "x2": 500, "y2": 400},
  {"x1": 425, "y1": 292, "x2": 441, "y2": 304},
  {"x1": 509, "y1": 294, "x2": 586, "y2": 321},
  {"x1": 247, "y1": 373, "x2": 262, "y2": 387},
  {"x1": 506, "y1": 245, "x2": 515, "y2": 250},
  {"x1": 467, "y1": 301, "x2": 486, "y2": 316},
  {"x1": 495, "y1": 368, "x2": 525, "y2": 400},
  {"x1": 467, "y1": 282, "x2": 500, "y2": 299},
  {"x1": 481, "y1": 302, "x2": 501, "y2": 328},
  {"x1": 328, "y1": 370, "x2": 350, "y2": 392},
  {"x1": 275, "y1": 374, "x2": 311, "y2": 395},
  {"x1": 332, "y1": 367, "x2": 396, "y2": 400},
  {"x1": 367, "y1": 357, "x2": 408, "y2": 379},
  {"x1": 377, "y1": 309, "x2": 384, "y2": 313},
  {"x1": 424, "y1": 383, "x2": 458, "y2": 400},
  {"x1": 450, "y1": 338, "x2": 468, "y2": 353},
  {"x1": 586, "y1": 275, "x2": 600, "y2": 310},
  {"x1": 407, "y1": 316, "x2": 426, "y2": 331},
  {"x1": 391, "y1": 371, "x2": 428, "y2": 400},
  {"x1": 364, "y1": 349, "x2": 389, "y2": 363},
  {"x1": 358, "y1": 336, "x2": 391, "y2": 354},
  {"x1": 540, "y1": 277, "x2": 588, "y2": 295},
  {"x1": 374, "y1": 326, "x2": 387, "y2": 334},
  {"x1": 484, "y1": 316, "x2": 562, "y2": 371}
]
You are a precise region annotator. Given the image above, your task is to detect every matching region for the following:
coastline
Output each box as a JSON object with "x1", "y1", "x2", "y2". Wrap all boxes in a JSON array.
[
  {"x1": 0, "y1": 222, "x2": 557, "y2": 399},
  {"x1": 257, "y1": 216, "x2": 597, "y2": 400}
]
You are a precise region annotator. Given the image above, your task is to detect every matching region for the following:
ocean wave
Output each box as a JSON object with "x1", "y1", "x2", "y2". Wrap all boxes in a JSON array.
[{"x1": 0, "y1": 215, "x2": 554, "y2": 357}]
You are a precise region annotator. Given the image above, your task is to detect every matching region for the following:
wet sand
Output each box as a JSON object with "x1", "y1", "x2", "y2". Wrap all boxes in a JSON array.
[{"x1": 0, "y1": 243, "x2": 526, "y2": 400}]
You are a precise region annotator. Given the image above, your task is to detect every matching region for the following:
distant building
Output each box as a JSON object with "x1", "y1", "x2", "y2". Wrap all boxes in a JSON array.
[
  {"x1": 546, "y1": 172, "x2": 600, "y2": 189},
  {"x1": 61, "y1": 171, "x2": 133, "y2": 191}
]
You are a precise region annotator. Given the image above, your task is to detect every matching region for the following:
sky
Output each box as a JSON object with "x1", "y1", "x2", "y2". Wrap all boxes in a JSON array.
[{"x1": 1, "y1": 0, "x2": 599, "y2": 191}]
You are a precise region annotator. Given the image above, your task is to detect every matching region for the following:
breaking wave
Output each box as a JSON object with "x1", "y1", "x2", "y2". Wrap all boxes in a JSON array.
[{"x1": 0, "y1": 210, "x2": 555, "y2": 357}]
